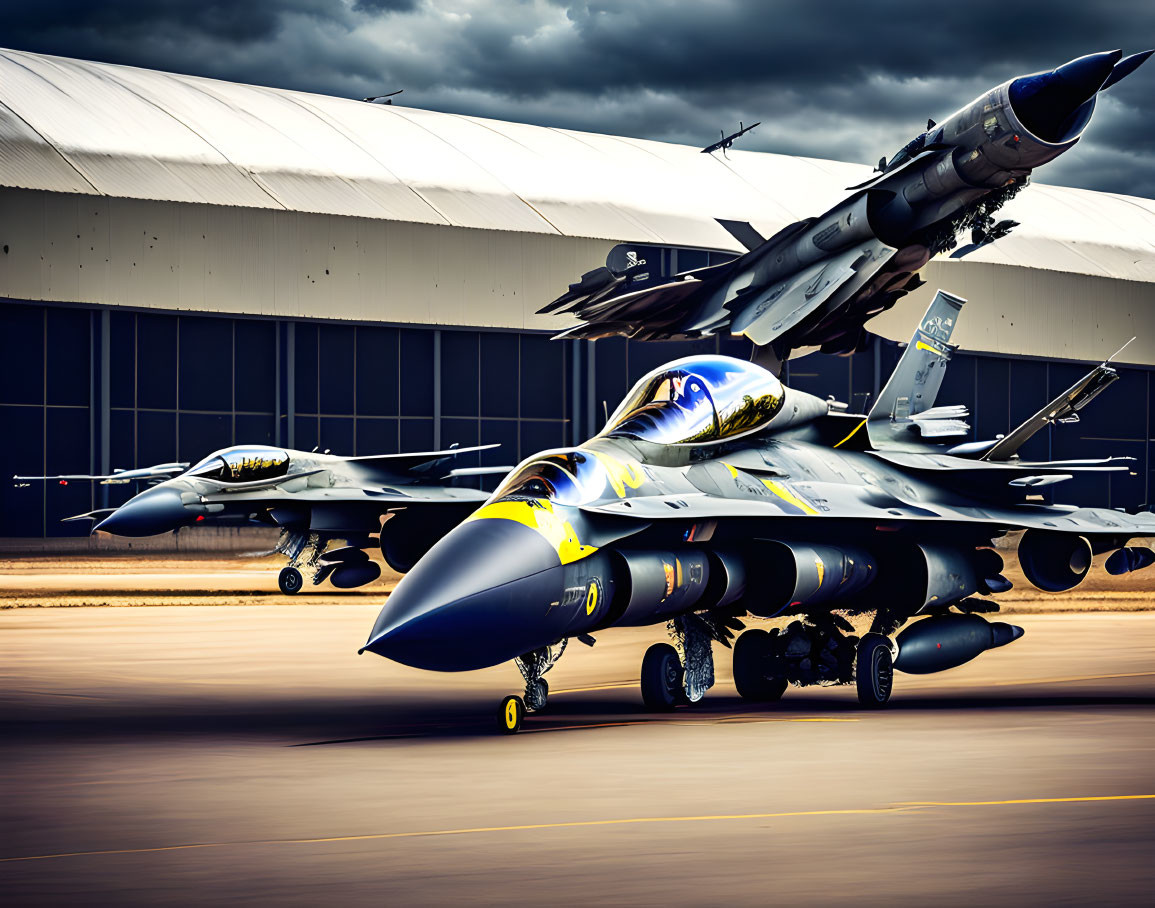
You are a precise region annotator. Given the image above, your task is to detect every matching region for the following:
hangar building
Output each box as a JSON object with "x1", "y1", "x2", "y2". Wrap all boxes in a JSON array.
[{"x1": 2, "y1": 48, "x2": 1154, "y2": 536}]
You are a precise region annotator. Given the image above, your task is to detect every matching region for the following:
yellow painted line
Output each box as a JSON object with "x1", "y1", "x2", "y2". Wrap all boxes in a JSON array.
[
  {"x1": 989, "y1": 671, "x2": 1155, "y2": 687},
  {"x1": 2, "y1": 794, "x2": 1152, "y2": 863},
  {"x1": 832, "y1": 418, "x2": 868, "y2": 449},
  {"x1": 552, "y1": 682, "x2": 639, "y2": 695}
]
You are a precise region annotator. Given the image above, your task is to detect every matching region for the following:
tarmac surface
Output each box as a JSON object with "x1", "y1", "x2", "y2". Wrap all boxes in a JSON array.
[{"x1": 2, "y1": 586, "x2": 1155, "y2": 905}]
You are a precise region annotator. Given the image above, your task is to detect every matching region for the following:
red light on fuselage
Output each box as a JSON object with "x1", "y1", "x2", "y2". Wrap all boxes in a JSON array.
[{"x1": 59, "y1": 480, "x2": 68, "y2": 485}]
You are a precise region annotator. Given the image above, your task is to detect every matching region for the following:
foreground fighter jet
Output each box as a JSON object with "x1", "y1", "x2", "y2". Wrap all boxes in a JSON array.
[
  {"x1": 67, "y1": 444, "x2": 503, "y2": 594},
  {"x1": 543, "y1": 49, "x2": 1152, "y2": 365},
  {"x1": 362, "y1": 291, "x2": 1155, "y2": 732}
]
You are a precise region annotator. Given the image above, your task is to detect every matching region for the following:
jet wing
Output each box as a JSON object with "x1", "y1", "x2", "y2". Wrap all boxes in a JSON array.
[
  {"x1": 341, "y1": 444, "x2": 500, "y2": 474},
  {"x1": 14, "y1": 462, "x2": 188, "y2": 484},
  {"x1": 982, "y1": 363, "x2": 1119, "y2": 461},
  {"x1": 729, "y1": 238, "x2": 895, "y2": 346}
]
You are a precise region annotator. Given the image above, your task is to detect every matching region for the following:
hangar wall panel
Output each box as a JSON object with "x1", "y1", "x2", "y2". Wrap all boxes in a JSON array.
[{"x1": 0, "y1": 188, "x2": 614, "y2": 330}]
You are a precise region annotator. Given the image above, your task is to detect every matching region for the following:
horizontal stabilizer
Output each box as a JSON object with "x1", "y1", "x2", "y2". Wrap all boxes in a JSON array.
[
  {"x1": 715, "y1": 219, "x2": 767, "y2": 252},
  {"x1": 63, "y1": 508, "x2": 118, "y2": 523},
  {"x1": 868, "y1": 290, "x2": 965, "y2": 450},
  {"x1": 982, "y1": 362, "x2": 1120, "y2": 461}
]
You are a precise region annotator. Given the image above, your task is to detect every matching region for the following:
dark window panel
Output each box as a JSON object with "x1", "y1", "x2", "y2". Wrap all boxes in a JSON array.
[
  {"x1": 356, "y1": 327, "x2": 399, "y2": 417},
  {"x1": 137, "y1": 314, "x2": 177, "y2": 410},
  {"x1": 319, "y1": 416, "x2": 355, "y2": 455},
  {"x1": 179, "y1": 316, "x2": 233, "y2": 412},
  {"x1": 0, "y1": 304, "x2": 44, "y2": 405},
  {"x1": 109, "y1": 310, "x2": 135, "y2": 409},
  {"x1": 355, "y1": 417, "x2": 398, "y2": 455},
  {"x1": 400, "y1": 418, "x2": 434, "y2": 452},
  {"x1": 440, "y1": 418, "x2": 480, "y2": 470},
  {"x1": 235, "y1": 413, "x2": 276, "y2": 448},
  {"x1": 136, "y1": 410, "x2": 177, "y2": 469},
  {"x1": 480, "y1": 332, "x2": 519, "y2": 418},
  {"x1": 108, "y1": 409, "x2": 136, "y2": 510},
  {"x1": 45, "y1": 407, "x2": 92, "y2": 535},
  {"x1": 480, "y1": 419, "x2": 518, "y2": 470},
  {"x1": 293, "y1": 323, "x2": 318, "y2": 414},
  {"x1": 520, "y1": 334, "x2": 564, "y2": 419},
  {"x1": 179, "y1": 412, "x2": 232, "y2": 464},
  {"x1": 520, "y1": 421, "x2": 565, "y2": 461},
  {"x1": 319, "y1": 324, "x2": 355, "y2": 415},
  {"x1": 294, "y1": 415, "x2": 318, "y2": 454},
  {"x1": 975, "y1": 358, "x2": 1011, "y2": 443},
  {"x1": 399, "y1": 329, "x2": 434, "y2": 418},
  {"x1": 0, "y1": 404, "x2": 44, "y2": 535},
  {"x1": 592, "y1": 337, "x2": 628, "y2": 433},
  {"x1": 441, "y1": 331, "x2": 479, "y2": 417},
  {"x1": 234, "y1": 319, "x2": 277, "y2": 413},
  {"x1": 46, "y1": 308, "x2": 90, "y2": 407}
]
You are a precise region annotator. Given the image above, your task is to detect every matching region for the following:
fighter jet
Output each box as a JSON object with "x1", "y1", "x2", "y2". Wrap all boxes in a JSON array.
[
  {"x1": 542, "y1": 50, "x2": 1152, "y2": 366},
  {"x1": 362, "y1": 290, "x2": 1155, "y2": 732},
  {"x1": 701, "y1": 121, "x2": 760, "y2": 156},
  {"x1": 63, "y1": 444, "x2": 505, "y2": 594}
]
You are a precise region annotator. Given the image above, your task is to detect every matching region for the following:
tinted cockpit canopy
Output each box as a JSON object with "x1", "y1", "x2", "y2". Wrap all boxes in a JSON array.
[
  {"x1": 187, "y1": 446, "x2": 290, "y2": 483},
  {"x1": 601, "y1": 356, "x2": 784, "y2": 445}
]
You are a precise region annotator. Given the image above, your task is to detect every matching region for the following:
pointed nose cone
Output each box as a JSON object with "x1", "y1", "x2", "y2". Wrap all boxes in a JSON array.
[
  {"x1": 93, "y1": 487, "x2": 192, "y2": 537},
  {"x1": 362, "y1": 517, "x2": 567, "y2": 671},
  {"x1": 1054, "y1": 49, "x2": 1123, "y2": 97},
  {"x1": 1011, "y1": 50, "x2": 1123, "y2": 144},
  {"x1": 990, "y1": 622, "x2": 1025, "y2": 649}
]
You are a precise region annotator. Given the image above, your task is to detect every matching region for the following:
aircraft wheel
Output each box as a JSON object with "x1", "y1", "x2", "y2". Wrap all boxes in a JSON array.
[
  {"x1": 855, "y1": 633, "x2": 894, "y2": 708},
  {"x1": 498, "y1": 695, "x2": 526, "y2": 734},
  {"x1": 278, "y1": 566, "x2": 304, "y2": 595},
  {"x1": 641, "y1": 643, "x2": 683, "y2": 712},
  {"x1": 733, "y1": 629, "x2": 788, "y2": 701}
]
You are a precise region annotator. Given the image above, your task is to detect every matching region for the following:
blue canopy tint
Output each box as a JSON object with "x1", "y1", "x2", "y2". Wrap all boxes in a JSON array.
[{"x1": 602, "y1": 356, "x2": 784, "y2": 446}]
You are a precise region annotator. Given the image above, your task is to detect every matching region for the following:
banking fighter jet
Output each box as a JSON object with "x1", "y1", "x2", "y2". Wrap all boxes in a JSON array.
[
  {"x1": 362, "y1": 291, "x2": 1155, "y2": 732},
  {"x1": 543, "y1": 50, "x2": 1152, "y2": 366},
  {"x1": 60, "y1": 444, "x2": 506, "y2": 594}
]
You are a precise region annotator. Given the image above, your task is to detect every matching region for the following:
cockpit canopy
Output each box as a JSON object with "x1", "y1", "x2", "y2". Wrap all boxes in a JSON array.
[
  {"x1": 187, "y1": 446, "x2": 291, "y2": 483},
  {"x1": 601, "y1": 356, "x2": 784, "y2": 446},
  {"x1": 489, "y1": 449, "x2": 611, "y2": 507}
]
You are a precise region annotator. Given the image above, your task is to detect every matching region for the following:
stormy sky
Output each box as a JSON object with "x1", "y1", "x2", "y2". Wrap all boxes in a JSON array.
[{"x1": 3, "y1": 1, "x2": 1154, "y2": 197}]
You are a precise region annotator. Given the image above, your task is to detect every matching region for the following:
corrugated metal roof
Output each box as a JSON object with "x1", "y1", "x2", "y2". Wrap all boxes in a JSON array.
[{"x1": 0, "y1": 47, "x2": 1152, "y2": 284}]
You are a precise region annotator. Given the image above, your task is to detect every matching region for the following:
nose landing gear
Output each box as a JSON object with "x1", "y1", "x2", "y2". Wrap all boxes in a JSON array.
[{"x1": 496, "y1": 640, "x2": 567, "y2": 734}]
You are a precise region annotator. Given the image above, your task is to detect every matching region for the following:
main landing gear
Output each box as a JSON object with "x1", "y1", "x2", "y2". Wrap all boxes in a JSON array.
[
  {"x1": 731, "y1": 615, "x2": 899, "y2": 708},
  {"x1": 496, "y1": 640, "x2": 566, "y2": 734},
  {"x1": 275, "y1": 530, "x2": 327, "y2": 595},
  {"x1": 640, "y1": 613, "x2": 723, "y2": 711}
]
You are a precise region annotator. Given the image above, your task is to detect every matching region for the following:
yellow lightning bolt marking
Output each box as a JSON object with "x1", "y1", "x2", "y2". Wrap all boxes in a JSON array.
[
  {"x1": 916, "y1": 340, "x2": 948, "y2": 357},
  {"x1": 760, "y1": 479, "x2": 819, "y2": 515},
  {"x1": 832, "y1": 418, "x2": 867, "y2": 449},
  {"x1": 587, "y1": 449, "x2": 646, "y2": 498},
  {"x1": 466, "y1": 499, "x2": 597, "y2": 565}
]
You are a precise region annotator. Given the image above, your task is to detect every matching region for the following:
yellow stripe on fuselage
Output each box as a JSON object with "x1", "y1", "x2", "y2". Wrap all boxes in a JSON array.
[
  {"x1": 760, "y1": 479, "x2": 819, "y2": 515},
  {"x1": 466, "y1": 499, "x2": 597, "y2": 565}
]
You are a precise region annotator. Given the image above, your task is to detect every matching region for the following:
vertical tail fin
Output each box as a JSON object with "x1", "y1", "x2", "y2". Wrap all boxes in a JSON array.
[{"x1": 867, "y1": 290, "x2": 966, "y2": 450}]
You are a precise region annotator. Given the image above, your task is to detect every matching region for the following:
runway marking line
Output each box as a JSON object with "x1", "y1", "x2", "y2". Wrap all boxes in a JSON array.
[
  {"x1": 3, "y1": 794, "x2": 1153, "y2": 864},
  {"x1": 988, "y1": 671, "x2": 1155, "y2": 687}
]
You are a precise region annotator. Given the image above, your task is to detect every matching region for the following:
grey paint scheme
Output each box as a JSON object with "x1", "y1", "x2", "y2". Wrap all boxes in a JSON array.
[
  {"x1": 363, "y1": 291, "x2": 1155, "y2": 717},
  {"x1": 543, "y1": 50, "x2": 1152, "y2": 361},
  {"x1": 74, "y1": 444, "x2": 499, "y2": 591}
]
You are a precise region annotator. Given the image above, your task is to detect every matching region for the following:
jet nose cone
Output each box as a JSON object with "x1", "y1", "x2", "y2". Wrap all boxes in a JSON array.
[
  {"x1": 1011, "y1": 51, "x2": 1123, "y2": 144},
  {"x1": 94, "y1": 488, "x2": 192, "y2": 537},
  {"x1": 1053, "y1": 50, "x2": 1123, "y2": 96},
  {"x1": 362, "y1": 516, "x2": 567, "y2": 671}
]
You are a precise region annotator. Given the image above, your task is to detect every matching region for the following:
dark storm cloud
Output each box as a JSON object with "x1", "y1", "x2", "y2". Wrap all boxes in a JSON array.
[{"x1": 2, "y1": 1, "x2": 1153, "y2": 197}]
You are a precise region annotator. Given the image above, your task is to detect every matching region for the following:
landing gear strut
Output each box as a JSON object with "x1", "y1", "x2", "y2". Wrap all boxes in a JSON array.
[
  {"x1": 640, "y1": 614, "x2": 718, "y2": 711},
  {"x1": 496, "y1": 640, "x2": 567, "y2": 734},
  {"x1": 274, "y1": 530, "x2": 328, "y2": 594}
]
